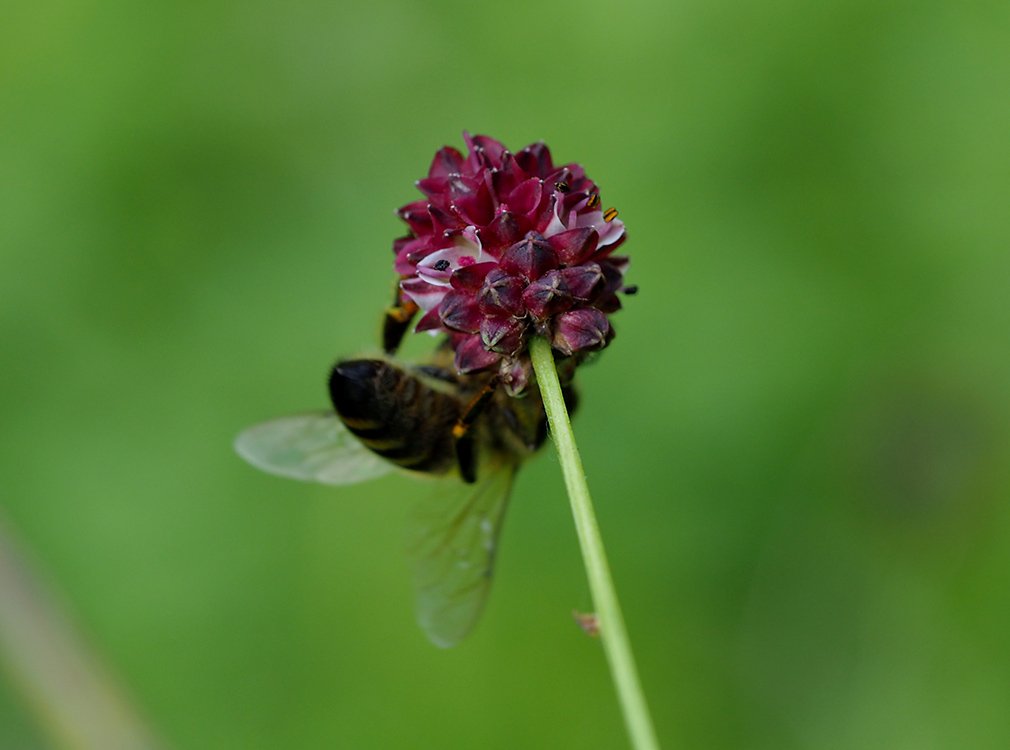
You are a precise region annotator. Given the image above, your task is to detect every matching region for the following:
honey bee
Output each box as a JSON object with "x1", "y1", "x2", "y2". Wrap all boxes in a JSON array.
[{"x1": 235, "y1": 297, "x2": 577, "y2": 647}]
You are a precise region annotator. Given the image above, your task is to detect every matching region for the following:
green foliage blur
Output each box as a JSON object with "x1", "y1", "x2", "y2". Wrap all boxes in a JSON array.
[{"x1": 2, "y1": 0, "x2": 1009, "y2": 747}]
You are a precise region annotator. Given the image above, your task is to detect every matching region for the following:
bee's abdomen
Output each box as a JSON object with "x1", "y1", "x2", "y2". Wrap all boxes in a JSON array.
[{"x1": 328, "y1": 359, "x2": 458, "y2": 474}]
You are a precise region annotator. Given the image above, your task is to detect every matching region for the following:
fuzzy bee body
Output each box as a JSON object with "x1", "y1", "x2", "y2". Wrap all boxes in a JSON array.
[
  {"x1": 328, "y1": 346, "x2": 572, "y2": 484},
  {"x1": 329, "y1": 359, "x2": 463, "y2": 475}
]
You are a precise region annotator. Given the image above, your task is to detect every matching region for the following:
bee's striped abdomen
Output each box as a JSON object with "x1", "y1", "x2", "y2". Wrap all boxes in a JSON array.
[{"x1": 328, "y1": 359, "x2": 460, "y2": 474}]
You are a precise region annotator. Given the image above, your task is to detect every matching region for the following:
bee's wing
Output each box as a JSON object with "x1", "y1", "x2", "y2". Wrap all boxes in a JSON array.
[
  {"x1": 407, "y1": 459, "x2": 518, "y2": 648},
  {"x1": 235, "y1": 411, "x2": 394, "y2": 485}
]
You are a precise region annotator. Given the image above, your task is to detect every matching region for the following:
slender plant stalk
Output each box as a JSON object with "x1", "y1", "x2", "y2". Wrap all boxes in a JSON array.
[
  {"x1": 529, "y1": 337, "x2": 660, "y2": 750},
  {"x1": 0, "y1": 513, "x2": 165, "y2": 750}
]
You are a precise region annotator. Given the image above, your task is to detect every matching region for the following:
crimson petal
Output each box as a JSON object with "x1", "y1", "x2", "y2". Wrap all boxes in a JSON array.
[
  {"x1": 464, "y1": 132, "x2": 508, "y2": 166},
  {"x1": 450, "y1": 262, "x2": 496, "y2": 292},
  {"x1": 414, "y1": 307, "x2": 442, "y2": 332},
  {"x1": 499, "y1": 234, "x2": 558, "y2": 280},
  {"x1": 484, "y1": 210, "x2": 522, "y2": 252},
  {"x1": 480, "y1": 316, "x2": 526, "y2": 355},
  {"x1": 439, "y1": 290, "x2": 482, "y2": 334},
  {"x1": 561, "y1": 263, "x2": 605, "y2": 300},
  {"x1": 552, "y1": 308, "x2": 611, "y2": 355},
  {"x1": 515, "y1": 142, "x2": 554, "y2": 178},
  {"x1": 522, "y1": 270, "x2": 573, "y2": 320},
  {"x1": 508, "y1": 178, "x2": 543, "y2": 217},
  {"x1": 454, "y1": 334, "x2": 501, "y2": 373},
  {"x1": 397, "y1": 200, "x2": 433, "y2": 235},
  {"x1": 476, "y1": 268, "x2": 525, "y2": 316},
  {"x1": 428, "y1": 146, "x2": 464, "y2": 179},
  {"x1": 548, "y1": 227, "x2": 599, "y2": 265}
]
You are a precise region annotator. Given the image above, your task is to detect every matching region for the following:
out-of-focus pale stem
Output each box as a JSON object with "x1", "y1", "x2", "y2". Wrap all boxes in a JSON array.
[
  {"x1": 0, "y1": 512, "x2": 165, "y2": 750},
  {"x1": 529, "y1": 337, "x2": 660, "y2": 750}
]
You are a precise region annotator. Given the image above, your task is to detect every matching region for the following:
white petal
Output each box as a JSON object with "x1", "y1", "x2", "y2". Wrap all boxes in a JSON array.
[
  {"x1": 401, "y1": 278, "x2": 447, "y2": 312},
  {"x1": 572, "y1": 210, "x2": 625, "y2": 248},
  {"x1": 416, "y1": 229, "x2": 484, "y2": 287},
  {"x1": 595, "y1": 217, "x2": 625, "y2": 247},
  {"x1": 542, "y1": 196, "x2": 567, "y2": 237}
]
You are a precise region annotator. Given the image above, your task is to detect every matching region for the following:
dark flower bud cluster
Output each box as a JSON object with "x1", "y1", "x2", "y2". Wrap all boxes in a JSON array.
[{"x1": 394, "y1": 132, "x2": 631, "y2": 394}]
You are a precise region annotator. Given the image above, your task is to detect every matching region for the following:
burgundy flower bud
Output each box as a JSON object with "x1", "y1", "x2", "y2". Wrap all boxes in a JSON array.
[
  {"x1": 499, "y1": 355, "x2": 533, "y2": 397},
  {"x1": 452, "y1": 180, "x2": 494, "y2": 226},
  {"x1": 464, "y1": 133, "x2": 508, "y2": 166},
  {"x1": 394, "y1": 235, "x2": 426, "y2": 274},
  {"x1": 499, "y1": 234, "x2": 558, "y2": 281},
  {"x1": 446, "y1": 173, "x2": 477, "y2": 201},
  {"x1": 397, "y1": 200, "x2": 433, "y2": 235},
  {"x1": 552, "y1": 308, "x2": 611, "y2": 355},
  {"x1": 515, "y1": 142, "x2": 554, "y2": 178},
  {"x1": 414, "y1": 307, "x2": 442, "y2": 332},
  {"x1": 453, "y1": 333, "x2": 501, "y2": 373},
  {"x1": 480, "y1": 316, "x2": 526, "y2": 355},
  {"x1": 522, "y1": 269, "x2": 573, "y2": 320},
  {"x1": 428, "y1": 146, "x2": 464, "y2": 178},
  {"x1": 402, "y1": 245, "x2": 429, "y2": 268},
  {"x1": 507, "y1": 178, "x2": 543, "y2": 217},
  {"x1": 490, "y1": 153, "x2": 524, "y2": 198},
  {"x1": 438, "y1": 290, "x2": 481, "y2": 334},
  {"x1": 450, "y1": 261, "x2": 496, "y2": 292},
  {"x1": 485, "y1": 210, "x2": 522, "y2": 251},
  {"x1": 548, "y1": 227, "x2": 598, "y2": 265},
  {"x1": 416, "y1": 176, "x2": 449, "y2": 199},
  {"x1": 476, "y1": 268, "x2": 525, "y2": 316},
  {"x1": 561, "y1": 263, "x2": 605, "y2": 300},
  {"x1": 395, "y1": 133, "x2": 630, "y2": 377},
  {"x1": 427, "y1": 204, "x2": 458, "y2": 236}
]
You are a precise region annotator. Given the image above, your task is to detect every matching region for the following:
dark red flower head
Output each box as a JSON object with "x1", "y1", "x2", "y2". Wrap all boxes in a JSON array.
[{"x1": 395, "y1": 132, "x2": 631, "y2": 394}]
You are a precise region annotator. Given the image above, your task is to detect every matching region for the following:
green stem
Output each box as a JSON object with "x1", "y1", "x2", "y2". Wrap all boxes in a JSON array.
[
  {"x1": 529, "y1": 337, "x2": 660, "y2": 750},
  {"x1": 0, "y1": 513, "x2": 164, "y2": 750}
]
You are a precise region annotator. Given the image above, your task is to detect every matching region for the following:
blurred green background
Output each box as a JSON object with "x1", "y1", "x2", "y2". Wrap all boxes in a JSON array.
[{"x1": 2, "y1": 0, "x2": 1009, "y2": 747}]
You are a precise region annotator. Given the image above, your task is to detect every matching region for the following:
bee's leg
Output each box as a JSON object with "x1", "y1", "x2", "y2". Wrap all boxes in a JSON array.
[
  {"x1": 452, "y1": 377, "x2": 499, "y2": 484},
  {"x1": 382, "y1": 280, "x2": 419, "y2": 354}
]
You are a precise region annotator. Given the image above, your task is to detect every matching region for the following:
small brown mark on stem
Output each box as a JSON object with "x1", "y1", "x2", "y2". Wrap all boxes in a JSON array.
[{"x1": 573, "y1": 610, "x2": 600, "y2": 637}]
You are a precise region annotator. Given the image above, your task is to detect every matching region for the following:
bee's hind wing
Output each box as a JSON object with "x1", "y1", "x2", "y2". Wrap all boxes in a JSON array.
[
  {"x1": 407, "y1": 459, "x2": 518, "y2": 648},
  {"x1": 235, "y1": 411, "x2": 394, "y2": 485}
]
